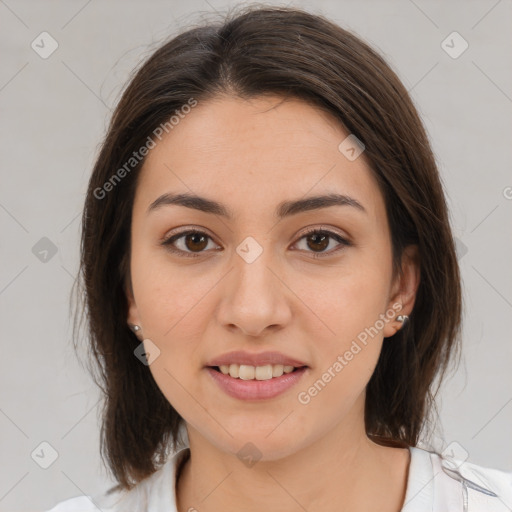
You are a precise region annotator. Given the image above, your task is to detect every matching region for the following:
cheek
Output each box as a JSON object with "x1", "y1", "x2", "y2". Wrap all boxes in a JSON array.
[
  {"x1": 295, "y1": 274, "x2": 387, "y2": 421},
  {"x1": 302, "y1": 254, "x2": 392, "y2": 347},
  {"x1": 297, "y1": 251, "x2": 392, "y2": 393},
  {"x1": 130, "y1": 246, "x2": 223, "y2": 397},
  {"x1": 130, "y1": 255, "x2": 212, "y2": 415},
  {"x1": 131, "y1": 243, "x2": 209, "y2": 334}
]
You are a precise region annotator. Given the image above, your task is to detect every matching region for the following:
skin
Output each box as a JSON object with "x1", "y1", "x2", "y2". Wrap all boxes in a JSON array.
[{"x1": 127, "y1": 94, "x2": 420, "y2": 512}]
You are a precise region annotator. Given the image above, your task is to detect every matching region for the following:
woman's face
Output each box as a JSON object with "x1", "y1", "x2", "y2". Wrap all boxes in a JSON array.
[{"x1": 127, "y1": 94, "x2": 418, "y2": 459}]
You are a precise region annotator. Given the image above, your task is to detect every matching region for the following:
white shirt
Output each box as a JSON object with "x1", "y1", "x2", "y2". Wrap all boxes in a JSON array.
[{"x1": 47, "y1": 444, "x2": 512, "y2": 511}]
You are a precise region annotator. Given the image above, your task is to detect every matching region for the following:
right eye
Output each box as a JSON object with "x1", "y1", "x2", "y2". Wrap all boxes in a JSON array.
[{"x1": 161, "y1": 229, "x2": 220, "y2": 258}]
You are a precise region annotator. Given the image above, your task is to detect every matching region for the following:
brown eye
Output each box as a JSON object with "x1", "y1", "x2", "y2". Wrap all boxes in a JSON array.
[
  {"x1": 162, "y1": 229, "x2": 219, "y2": 257},
  {"x1": 183, "y1": 232, "x2": 208, "y2": 252},
  {"x1": 294, "y1": 228, "x2": 350, "y2": 258},
  {"x1": 306, "y1": 232, "x2": 330, "y2": 252}
]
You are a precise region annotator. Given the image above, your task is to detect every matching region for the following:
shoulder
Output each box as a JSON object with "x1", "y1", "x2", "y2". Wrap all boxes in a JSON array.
[
  {"x1": 46, "y1": 495, "x2": 101, "y2": 511},
  {"x1": 437, "y1": 450, "x2": 512, "y2": 511},
  {"x1": 46, "y1": 447, "x2": 190, "y2": 512},
  {"x1": 45, "y1": 489, "x2": 129, "y2": 512},
  {"x1": 408, "y1": 445, "x2": 512, "y2": 511}
]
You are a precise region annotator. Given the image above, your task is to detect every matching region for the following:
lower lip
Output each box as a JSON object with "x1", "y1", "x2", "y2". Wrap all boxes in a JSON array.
[{"x1": 205, "y1": 366, "x2": 308, "y2": 401}]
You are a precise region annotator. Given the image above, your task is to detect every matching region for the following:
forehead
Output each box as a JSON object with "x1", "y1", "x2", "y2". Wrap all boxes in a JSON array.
[{"x1": 134, "y1": 94, "x2": 385, "y2": 223}]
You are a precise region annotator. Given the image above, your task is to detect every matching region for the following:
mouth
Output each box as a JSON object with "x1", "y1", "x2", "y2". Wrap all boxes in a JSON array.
[{"x1": 206, "y1": 364, "x2": 309, "y2": 400}]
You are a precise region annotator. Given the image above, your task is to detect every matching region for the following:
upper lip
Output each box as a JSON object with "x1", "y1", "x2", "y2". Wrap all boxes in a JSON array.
[{"x1": 206, "y1": 350, "x2": 308, "y2": 368}]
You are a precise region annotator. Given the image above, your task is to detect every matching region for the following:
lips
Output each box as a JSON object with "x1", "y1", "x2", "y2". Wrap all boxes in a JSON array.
[
  {"x1": 206, "y1": 365, "x2": 308, "y2": 400},
  {"x1": 205, "y1": 350, "x2": 308, "y2": 368}
]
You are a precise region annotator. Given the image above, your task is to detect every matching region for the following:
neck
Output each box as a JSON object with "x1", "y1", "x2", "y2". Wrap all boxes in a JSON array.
[{"x1": 176, "y1": 406, "x2": 410, "y2": 512}]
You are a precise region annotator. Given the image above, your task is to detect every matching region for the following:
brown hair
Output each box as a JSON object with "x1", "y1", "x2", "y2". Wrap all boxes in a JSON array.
[{"x1": 75, "y1": 4, "x2": 462, "y2": 489}]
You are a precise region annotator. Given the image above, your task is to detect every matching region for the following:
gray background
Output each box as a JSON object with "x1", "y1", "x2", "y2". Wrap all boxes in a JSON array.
[{"x1": 1, "y1": 0, "x2": 511, "y2": 510}]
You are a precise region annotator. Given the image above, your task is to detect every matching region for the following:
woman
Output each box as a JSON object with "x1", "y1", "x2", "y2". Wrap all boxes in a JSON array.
[{"x1": 48, "y1": 5, "x2": 512, "y2": 512}]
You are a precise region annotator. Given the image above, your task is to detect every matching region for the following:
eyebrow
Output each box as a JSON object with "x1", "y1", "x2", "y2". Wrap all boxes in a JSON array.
[{"x1": 147, "y1": 192, "x2": 366, "y2": 219}]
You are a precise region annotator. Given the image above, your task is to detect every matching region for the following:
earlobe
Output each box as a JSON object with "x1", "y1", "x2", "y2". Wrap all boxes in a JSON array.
[
  {"x1": 383, "y1": 245, "x2": 420, "y2": 338},
  {"x1": 383, "y1": 313, "x2": 409, "y2": 337}
]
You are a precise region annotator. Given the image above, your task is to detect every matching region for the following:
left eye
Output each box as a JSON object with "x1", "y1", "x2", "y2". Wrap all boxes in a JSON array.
[
  {"x1": 294, "y1": 228, "x2": 350, "y2": 258},
  {"x1": 161, "y1": 228, "x2": 350, "y2": 258}
]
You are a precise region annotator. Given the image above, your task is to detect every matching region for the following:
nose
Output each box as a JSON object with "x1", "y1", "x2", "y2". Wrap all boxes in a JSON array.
[{"x1": 216, "y1": 243, "x2": 292, "y2": 338}]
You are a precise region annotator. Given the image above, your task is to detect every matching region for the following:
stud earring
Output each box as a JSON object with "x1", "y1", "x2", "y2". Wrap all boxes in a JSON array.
[
  {"x1": 397, "y1": 315, "x2": 409, "y2": 323},
  {"x1": 128, "y1": 324, "x2": 141, "y2": 333}
]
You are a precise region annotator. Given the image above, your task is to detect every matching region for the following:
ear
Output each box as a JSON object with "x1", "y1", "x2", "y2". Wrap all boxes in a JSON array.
[
  {"x1": 125, "y1": 275, "x2": 143, "y2": 340},
  {"x1": 383, "y1": 244, "x2": 420, "y2": 338}
]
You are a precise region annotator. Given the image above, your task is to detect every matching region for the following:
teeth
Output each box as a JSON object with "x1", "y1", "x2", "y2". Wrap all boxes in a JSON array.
[{"x1": 218, "y1": 364, "x2": 297, "y2": 380}]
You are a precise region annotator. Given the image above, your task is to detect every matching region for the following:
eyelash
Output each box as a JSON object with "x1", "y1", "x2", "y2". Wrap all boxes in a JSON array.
[{"x1": 161, "y1": 227, "x2": 351, "y2": 259}]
